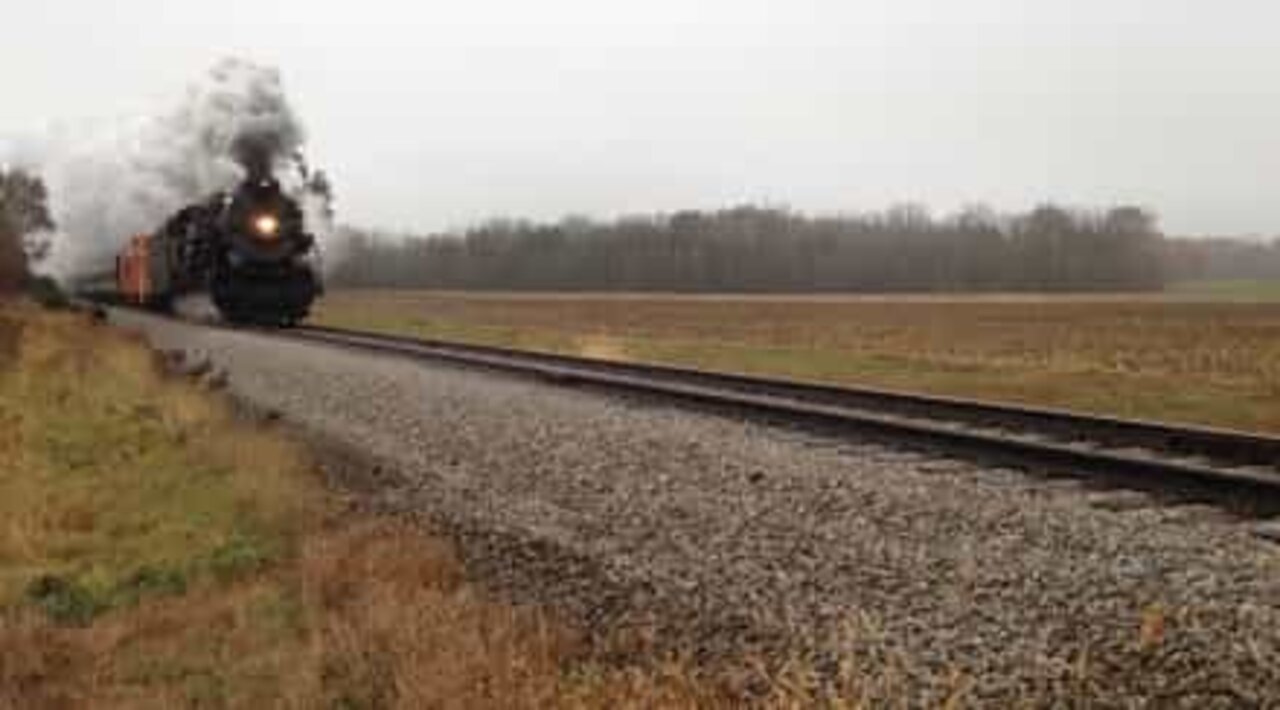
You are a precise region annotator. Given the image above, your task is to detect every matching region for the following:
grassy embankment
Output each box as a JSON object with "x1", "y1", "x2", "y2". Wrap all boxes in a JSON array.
[
  {"x1": 0, "y1": 303, "x2": 798, "y2": 709},
  {"x1": 314, "y1": 290, "x2": 1280, "y2": 434}
]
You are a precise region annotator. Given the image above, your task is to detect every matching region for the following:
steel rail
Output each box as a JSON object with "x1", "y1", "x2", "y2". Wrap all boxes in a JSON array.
[{"x1": 287, "y1": 325, "x2": 1280, "y2": 495}]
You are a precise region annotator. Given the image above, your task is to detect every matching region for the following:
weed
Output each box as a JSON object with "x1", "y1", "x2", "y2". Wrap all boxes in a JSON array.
[
  {"x1": 114, "y1": 565, "x2": 189, "y2": 605},
  {"x1": 206, "y1": 533, "x2": 275, "y2": 582},
  {"x1": 24, "y1": 575, "x2": 101, "y2": 627},
  {"x1": 0, "y1": 308, "x2": 20, "y2": 367}
]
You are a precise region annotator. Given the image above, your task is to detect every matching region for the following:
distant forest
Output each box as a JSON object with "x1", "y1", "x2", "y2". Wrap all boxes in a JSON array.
[
  {"x1": 1164, "y1": 236, "x2": 1280, "y2": 283},
  {"x1": 331, "y1": 204, "x2": 1217, "y2": 292}
]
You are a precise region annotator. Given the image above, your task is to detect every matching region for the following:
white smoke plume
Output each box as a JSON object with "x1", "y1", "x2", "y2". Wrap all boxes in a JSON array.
[{"x1": 2, "y1": 58, "x2": 345, "y2": 283}]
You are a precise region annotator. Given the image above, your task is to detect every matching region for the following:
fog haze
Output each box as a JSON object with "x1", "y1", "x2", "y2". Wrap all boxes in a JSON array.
[{"x1": 3, "y1": 0, "x2": 1277, "y2": 235}]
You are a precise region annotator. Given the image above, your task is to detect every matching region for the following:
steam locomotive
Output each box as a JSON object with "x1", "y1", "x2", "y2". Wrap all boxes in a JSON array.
[{"x1": 86, "y1": 174, "x2": 321, "y2": 325}]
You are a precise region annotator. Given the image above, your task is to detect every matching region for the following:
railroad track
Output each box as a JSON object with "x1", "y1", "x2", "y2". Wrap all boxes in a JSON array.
[{"x1": 285, "y1": 324, "x2": 1280, "y2": 514}]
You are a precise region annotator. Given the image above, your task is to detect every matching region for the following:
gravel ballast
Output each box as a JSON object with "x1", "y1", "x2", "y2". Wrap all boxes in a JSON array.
[{"x1": 116, "y1": 311, "x2": 1280, "y2": 706}]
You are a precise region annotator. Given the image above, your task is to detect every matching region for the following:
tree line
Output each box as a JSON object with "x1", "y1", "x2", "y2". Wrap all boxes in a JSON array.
[
  {"x1": 1164, "y1": 236, "x2": 1280, "y2": 283},
  {"x1": 7, "y1": 165, "x2": 1280, "y2": 294},
  {"x1": 330, "y1": 204, "x2": 1169, "y2": 292}
]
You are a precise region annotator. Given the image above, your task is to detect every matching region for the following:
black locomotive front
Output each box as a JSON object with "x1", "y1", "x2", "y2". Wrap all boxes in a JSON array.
[
  {"x1": 207, "y1": 176, "x2": 320, "y2": 325},
  {"x1": 150, "y1": 174, "x2": 320, "y2": 325}
]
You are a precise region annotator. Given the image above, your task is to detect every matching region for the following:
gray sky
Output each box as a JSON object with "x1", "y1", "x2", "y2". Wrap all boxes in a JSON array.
[{"x1": 3, "y1": 0, "x2": 1277, "y2": 235}]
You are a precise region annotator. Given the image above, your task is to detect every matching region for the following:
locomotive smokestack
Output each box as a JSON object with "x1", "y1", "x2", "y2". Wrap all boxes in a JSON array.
[
  {"x1": 232, "y1": 130, "x2": 289, "y2": 183},
  {"x1": 236, "y1": 146, "x2": 272, "y2": 183}
]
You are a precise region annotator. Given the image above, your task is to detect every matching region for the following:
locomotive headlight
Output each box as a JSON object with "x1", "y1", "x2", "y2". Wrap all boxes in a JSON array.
[{"x1": 253, "y1": 213, "x2": 280, "y2": 239}]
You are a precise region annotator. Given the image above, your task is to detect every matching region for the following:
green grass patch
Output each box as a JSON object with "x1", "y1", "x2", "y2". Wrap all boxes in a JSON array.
[{"x1": 1169, "y1": 279, "x2": 1280, "y2": 301}]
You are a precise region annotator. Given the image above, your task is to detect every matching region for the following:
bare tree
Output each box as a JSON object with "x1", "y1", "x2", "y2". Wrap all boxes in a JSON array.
[{"x1": 0, "y1": 168, "x2": 54, "y2": 293}]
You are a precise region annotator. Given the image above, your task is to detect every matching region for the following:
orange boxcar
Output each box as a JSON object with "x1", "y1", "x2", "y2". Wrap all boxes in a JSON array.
[{"x1": 116, "y1": 234, "x2": 152, "y2": 305}]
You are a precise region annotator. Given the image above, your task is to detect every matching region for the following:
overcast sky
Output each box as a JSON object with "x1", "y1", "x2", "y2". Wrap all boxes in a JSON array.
[{"x1": 2, "y1": 0, "x2": 1277, "y2": 235}]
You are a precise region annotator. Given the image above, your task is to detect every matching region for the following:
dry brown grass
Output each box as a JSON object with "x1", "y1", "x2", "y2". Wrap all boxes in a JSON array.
[
  {"x1": 0, "y1": 519, "x2": 751, "y2": 710},
  {"x1": 315, "y1": 290, "x2": 1280, "y2": 434},
  {"x1": 295, "y1": 521, "x2": 750, "y2": 709},
  {"x1": 1, "y1": 303, "x2": 870, "y2": 709}
]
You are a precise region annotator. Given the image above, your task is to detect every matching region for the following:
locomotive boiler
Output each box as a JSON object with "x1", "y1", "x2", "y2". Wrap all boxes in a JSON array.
[{"x1": 109, "y1": 173, "x2": 321, "y2": 325}]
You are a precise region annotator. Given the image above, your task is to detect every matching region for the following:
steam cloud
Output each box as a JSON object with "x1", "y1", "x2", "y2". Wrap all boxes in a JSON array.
[{"x1": 3, "y1": 58, "x2": 345, "y2": 282}]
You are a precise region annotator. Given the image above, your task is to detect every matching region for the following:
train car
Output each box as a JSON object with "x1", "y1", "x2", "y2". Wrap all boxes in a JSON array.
[
  {"x1": 115, "y1": 233, "x2": 173, "y2": 309},
  {"x1": 108, "y1": 174, "x2": 321, "y2": 326}
]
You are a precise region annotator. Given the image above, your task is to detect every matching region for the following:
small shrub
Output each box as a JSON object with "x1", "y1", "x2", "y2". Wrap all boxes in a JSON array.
[
  {"x1": 26, "y1": 276, "x2": 69, "y2": 310},
  {"x1": 207, "y1": 533, "x2": 275, "y2": 582},
  {"x1": 0, "y1": 311, "x2": 21, "y2": 366},
  {"x1": 24, "y1": 575, "x2": 103, "y2": 627},
  {"x1": 112, "y1": 565, "x2": 189, "y2": 606}
]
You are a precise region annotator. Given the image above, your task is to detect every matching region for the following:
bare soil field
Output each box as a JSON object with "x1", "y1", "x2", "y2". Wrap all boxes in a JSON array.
[{"x1": 314, "y1": 290, "x2": 1280, "y2": 434}]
